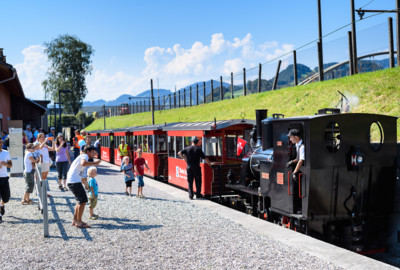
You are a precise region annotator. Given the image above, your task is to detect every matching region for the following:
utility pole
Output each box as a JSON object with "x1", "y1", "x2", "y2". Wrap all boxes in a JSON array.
[
  {"x1": 351, "y1": 0, "x2": 358, "y2": 73},
  {"x1": 151, "y1": 79, "x2": 154, "y2": 125}
]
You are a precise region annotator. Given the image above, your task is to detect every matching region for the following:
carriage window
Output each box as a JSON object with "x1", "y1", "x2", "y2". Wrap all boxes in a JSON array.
[
  {"x1": 147, "y1": 135, "x2": 153, "y2": 153},
  {"x1": 168, "y1": 136, "x2": 175, "y2": 157},
  {"x1": 205, "y1": 137, "x2": 222, "y2": 157},
  {"x1": 226, "y1": 135, "x2": 237, "y2": 158},
  {"x1": 370, "y1": 121, "x2": 384, "y2": 151},
  {"x1": 324, "y1": 122, "x2": 340, "y2": 153},
  {"x1": 110, "y1": 135, "x2": 114, "y2": 148},
  {"x1": 138, "y1": 135, "x2": 143, "y2": 151},
  {"x1": 157, "y1": 135, "x2": 167, "y2": 152},
  {"x1": 184, "y1": 136, "x2": 192, "y2": 147},
  {"x1": 176, "y1": 136, "x2": 183, "y2": 158}
]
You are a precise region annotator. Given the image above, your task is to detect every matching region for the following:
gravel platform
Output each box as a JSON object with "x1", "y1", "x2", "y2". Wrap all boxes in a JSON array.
[{"x1": 0, "y1": 162, "x2": 391, "y2": 269}]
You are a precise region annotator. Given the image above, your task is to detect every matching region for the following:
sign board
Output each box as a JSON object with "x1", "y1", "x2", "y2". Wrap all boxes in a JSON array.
[{"x1": 9, "y1": 128, "x2": 23, "y2": 176}]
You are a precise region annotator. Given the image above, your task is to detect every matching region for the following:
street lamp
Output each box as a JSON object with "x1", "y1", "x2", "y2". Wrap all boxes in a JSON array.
[{"x1": 58, "y1": 89, "x2": 71, "y2": 134}]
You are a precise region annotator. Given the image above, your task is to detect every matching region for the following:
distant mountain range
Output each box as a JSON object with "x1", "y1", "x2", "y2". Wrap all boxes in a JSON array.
[{"x1": 83, "y1": 57, "x2": 395, "y2": 107}]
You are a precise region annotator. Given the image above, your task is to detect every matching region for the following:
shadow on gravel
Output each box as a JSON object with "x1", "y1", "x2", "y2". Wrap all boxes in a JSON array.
[
  {"x1": 142, "y1": 197, "x2": 186, "y2": 204},
  {"x1": 48, "y1": 196, "x2": 69, "y2": 241},
  {"x1": 97, "y1": 166, "x2": 118, "y2": 176},
  {"x1": 65, "y1": 197, "x2": 93, "y2": 241},
  {"x1": 6, "y1": 216, "x2": 43, "y2": 224},
  {"x1": 91, "y1": 217, "x2": 163, "y2": 231}
]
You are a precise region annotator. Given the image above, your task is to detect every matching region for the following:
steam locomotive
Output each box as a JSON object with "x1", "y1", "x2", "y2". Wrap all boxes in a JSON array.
[
  {"x1": 226, "y1": 109, "x2": 398, "y2": 252},
  {"x1": 91, "y1": 108, "x2": 397, "y2": 253}
]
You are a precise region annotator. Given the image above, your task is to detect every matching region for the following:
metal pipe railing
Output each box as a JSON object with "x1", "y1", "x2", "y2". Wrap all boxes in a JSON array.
[{"x1": 34, "y1": 166, "x2": 49, "y2": 237}]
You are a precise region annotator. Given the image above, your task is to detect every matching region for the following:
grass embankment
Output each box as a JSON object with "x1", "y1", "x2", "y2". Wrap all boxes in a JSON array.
[{"x1": 87, "y1": 67, "x2": 400, "y2": 140}]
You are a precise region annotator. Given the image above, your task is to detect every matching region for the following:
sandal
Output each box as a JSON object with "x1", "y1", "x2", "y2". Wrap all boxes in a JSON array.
[
  {"x1": 27, "y1": 200, "x2": 34, "y2": 204},
  {"x1": 21, "y1": 200, "x2": 29, "y2": 205}
]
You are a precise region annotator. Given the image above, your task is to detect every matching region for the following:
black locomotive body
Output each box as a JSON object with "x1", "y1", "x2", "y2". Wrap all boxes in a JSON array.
[{"x1": 228, "y1": 109, "x2": 398, "y2": 252}]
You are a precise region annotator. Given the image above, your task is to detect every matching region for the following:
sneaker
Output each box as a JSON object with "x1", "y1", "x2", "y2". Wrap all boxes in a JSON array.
[
  {"x1": 140, "y1": 195, "x2": 145, "y2": 198},
  {"x1": 59, "y1": 185, "x2": 64, "y2": 191},
  {"x1": 0, "y1": 206, "x2": 4, "y2": 216},
  {"x1": 0, "y1": 215, "x2": 2, "y2": 223},
  {"x1": 125, "y1": 192, "x2": 129, "y2": 196}
]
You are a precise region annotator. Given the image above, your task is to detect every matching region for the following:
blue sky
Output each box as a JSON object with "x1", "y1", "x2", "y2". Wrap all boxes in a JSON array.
[{"x1": 1, "y1": 0, "x2": 396, "y2": 101}]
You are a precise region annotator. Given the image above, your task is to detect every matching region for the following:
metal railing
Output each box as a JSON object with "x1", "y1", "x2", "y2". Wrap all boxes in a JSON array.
[{"x1": 34, "y1": 166, "x2": 49, "y2": 237}]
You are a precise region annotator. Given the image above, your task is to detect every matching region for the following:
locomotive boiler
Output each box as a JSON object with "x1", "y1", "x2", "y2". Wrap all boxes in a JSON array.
[{"x1": 227, "y1": 109, "x2": 398, "y2": 252}]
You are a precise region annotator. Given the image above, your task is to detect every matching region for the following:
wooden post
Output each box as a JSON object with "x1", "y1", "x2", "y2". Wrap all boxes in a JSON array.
[
  {"x1": 243, "y1": 68, "x2": 247, "y2": 96},
  {"x1": 150, "y1": 79, "x2": 154, "y2": 125},
  {"x1": 272, "y1": 60, "x2": 282, "y2": 90},
  {"x1": 230, "y1": 72, "x2": 234, "y2": 99},
  {"x1": 178, "y1": 91, "x2": 181, "y2": 108},
  {"x1": 220, "y1": 76, "x2": 223, "y2": 101},
  {"x1": 317, "y1": 41, "x2": 324, "y2": 81},
  {"x1": 190, "y1": 86, "x2": 192, "y2": 106},
  {"x1": 211, "y1": 80, "x2": 214, "y2": 102},
  {"x1": 258, "y1": 63, "x2": 262, "y2": 93},
  {"x1": 293, "y1": 50, "x2": 298, "y2": 86},
  {"x1": 174, "y1": 91, "x2": 176, "y2": 108},
  {"x1": 203, "y1": 82, "x2": 206, "y2": 104},
  {"x1": 158, "y1": 96, "x2": 160, "y2": 111},
  {"x1": 169, "y1": 94, "x2": 171, "y2": 109},
  {"x1": 196, "y1": 84, "x2": 199, "y2": 105},
  {"x1": 389, "y1": 17, "x2": 395, "y2": 68}
]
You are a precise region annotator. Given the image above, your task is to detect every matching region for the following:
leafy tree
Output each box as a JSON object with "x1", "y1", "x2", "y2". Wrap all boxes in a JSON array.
[{"x1": 42, "y1": 34, "x2": 94, "y2": 114}]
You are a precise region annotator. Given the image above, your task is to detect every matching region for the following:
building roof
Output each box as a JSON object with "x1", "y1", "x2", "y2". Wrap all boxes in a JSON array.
[
  {"x1": 162, "y1": 119, "x2": 255, "y2": 131},
  {"x1": 0, "y1": 60, "x2": 25, "y2": 98}
]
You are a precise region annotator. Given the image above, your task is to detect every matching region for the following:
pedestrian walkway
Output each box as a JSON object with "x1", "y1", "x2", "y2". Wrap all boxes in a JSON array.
[{"x1": 0, "y1": 162, "x2": 395, "y2": 269}]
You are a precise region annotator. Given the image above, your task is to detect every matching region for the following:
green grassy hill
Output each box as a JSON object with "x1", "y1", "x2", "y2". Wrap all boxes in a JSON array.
[{"x1": 86, "y1": 67, "x2": 400, "y2": 140}]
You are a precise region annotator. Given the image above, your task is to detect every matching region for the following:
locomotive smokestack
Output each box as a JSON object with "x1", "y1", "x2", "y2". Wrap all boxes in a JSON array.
[{"x1": 255, "y1": 109, "x2": 267, "y2": 147}]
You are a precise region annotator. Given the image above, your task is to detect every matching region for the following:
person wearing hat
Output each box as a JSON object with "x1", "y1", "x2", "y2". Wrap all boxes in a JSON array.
[
  {"x1": 25, "y1": 125, "x2": 33, "y2": 143},
  {"x1": 178, "y1": 136, "x2": 212, "y2": 200},
  {"x1": 117, "y1": 138, "x2": 130, "y2": 170},
  {"x1": 286, "y1": 129, "x2": 304, "y2": 213}
]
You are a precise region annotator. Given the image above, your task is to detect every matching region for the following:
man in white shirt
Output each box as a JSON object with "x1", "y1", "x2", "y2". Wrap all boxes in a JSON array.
[
  {"x1": 67, "y1": 146, "x2": 100, "y2": 228},
  {"x1": 286, "y1": 129, "x2": 305, "y2": 177},
  {"x1": 0, "y1": 138, "x2": 13, "y2": 223}
]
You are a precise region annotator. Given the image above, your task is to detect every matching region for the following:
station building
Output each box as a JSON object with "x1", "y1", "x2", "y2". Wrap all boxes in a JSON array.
[{"x1": 0, "y1": 49, "x2": 49, "y2": 132}]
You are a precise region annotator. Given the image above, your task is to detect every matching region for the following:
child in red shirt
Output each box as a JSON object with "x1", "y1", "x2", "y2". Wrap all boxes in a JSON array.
[{"x1": 134, "y1": 149, "x2": 151, "y2": 198}]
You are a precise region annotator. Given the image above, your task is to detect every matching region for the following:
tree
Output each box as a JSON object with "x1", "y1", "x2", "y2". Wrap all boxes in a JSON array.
[{"x1": 42, "y1": 34, "x2": 94, "y2": 114}]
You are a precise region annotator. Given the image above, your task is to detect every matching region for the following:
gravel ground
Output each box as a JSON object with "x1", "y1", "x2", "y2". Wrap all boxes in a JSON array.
[{"x1": 0, "y1": 162, "x2": 344, "y2": 270}]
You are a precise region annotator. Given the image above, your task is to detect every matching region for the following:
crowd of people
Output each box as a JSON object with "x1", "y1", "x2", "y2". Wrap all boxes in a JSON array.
[{"x1": 0, "y1": 127, "x2": 157, "y2": 228}]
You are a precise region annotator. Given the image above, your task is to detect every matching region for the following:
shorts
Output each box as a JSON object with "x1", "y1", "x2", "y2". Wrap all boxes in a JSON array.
[
  {"x1": 89, "y1": 195, "x2": 98, "y2": 209},
  {"x1": 38, "y1": 163, "x2": 50, "y2": 173},
  {"x1": 68, "y1": 183, "x2": 88, "y2": 204},
  {"x1": 137, "y1": 175, "x2": 144, "y2": 187},
  {"x1": 24, "y1": 171, "x2": 35, "y2": 193},
  {"x1": 125, "y1": 180, "x2": 133, "y2": 187}
]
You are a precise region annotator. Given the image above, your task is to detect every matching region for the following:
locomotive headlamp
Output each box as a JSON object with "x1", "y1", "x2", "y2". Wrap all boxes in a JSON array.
[{"x1": 351, "y1": 152, "x2": 364, "y2": 166}]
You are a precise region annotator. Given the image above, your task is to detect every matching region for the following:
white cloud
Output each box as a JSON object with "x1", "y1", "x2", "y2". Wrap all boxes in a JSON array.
[
  {"x1": 14, "y1": 45, "x2": 49, "y2": 100},
  {"x1": 223, "y1": 58, "x2": 244, "y2": 75},
  {"x1": 15, "y1": 34, "x2": 295, "y2": 103}
]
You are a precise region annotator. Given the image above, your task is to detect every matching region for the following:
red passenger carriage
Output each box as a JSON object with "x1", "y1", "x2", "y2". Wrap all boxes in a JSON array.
[
  {"x1": 128, "y1": 124, "x2": 171, "y2": 179},
  {"x1": 163, "y1": 120, "x2": 254, "y2": 196}
]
